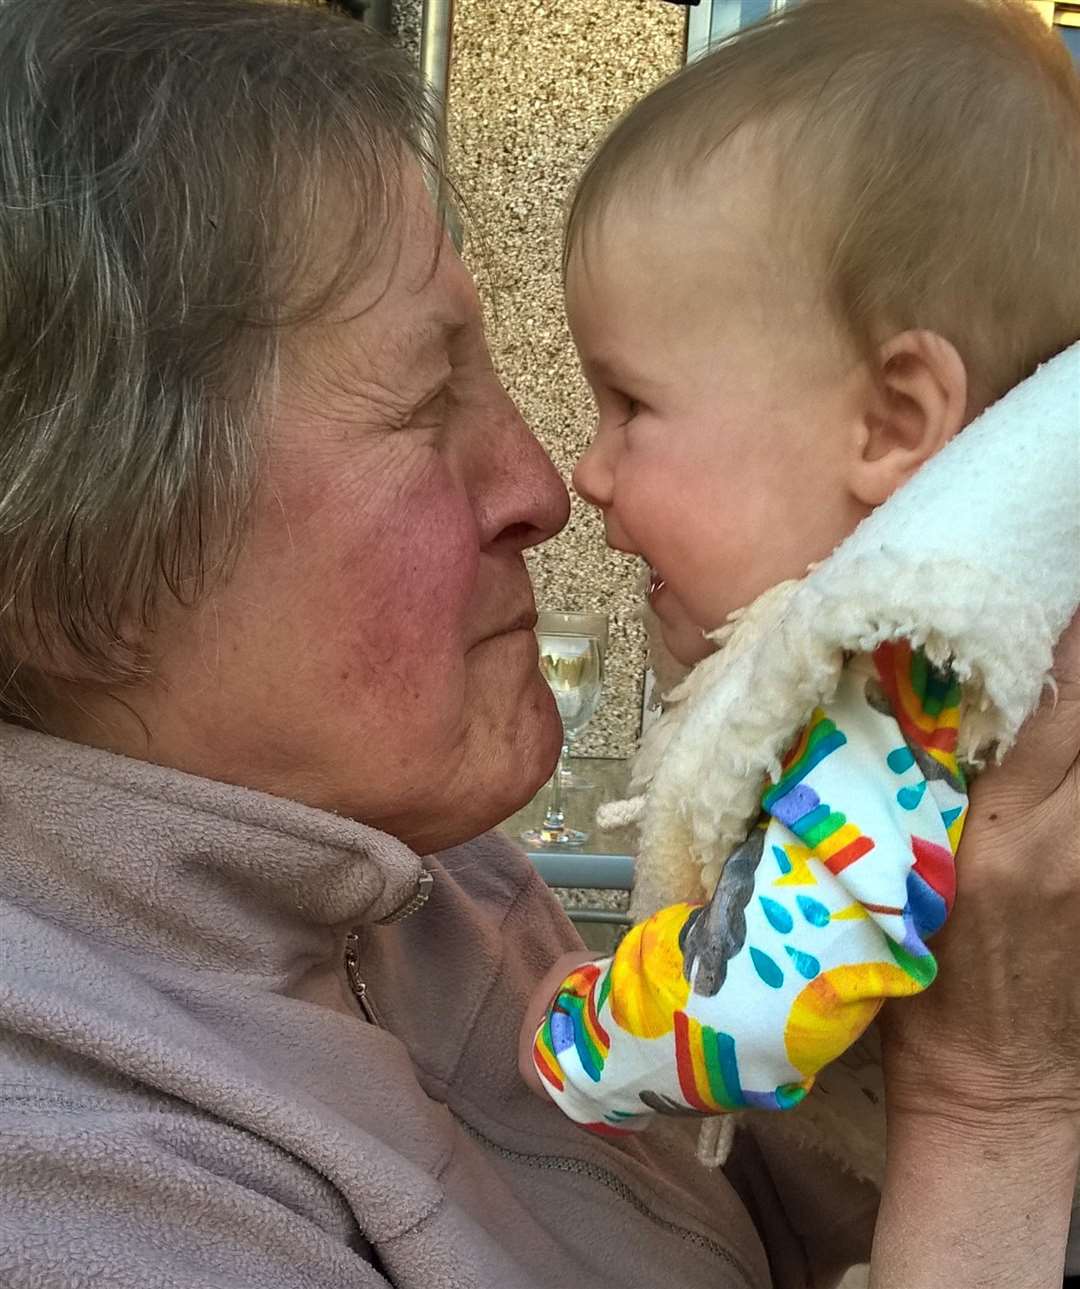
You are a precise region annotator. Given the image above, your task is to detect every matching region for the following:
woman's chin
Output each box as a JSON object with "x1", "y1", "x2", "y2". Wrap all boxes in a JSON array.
[
  {"x1": 528, "y1": 682, "x2": 565, "y2": 779},
  {"x1": 483, "y1": 675, "x2": 563, "y2": 821}
]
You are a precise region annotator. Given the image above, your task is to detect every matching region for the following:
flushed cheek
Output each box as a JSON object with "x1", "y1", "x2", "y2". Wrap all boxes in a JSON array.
[
  {"x1": 617, "y1": 470, "x2": 712, "y2": 583},
  {"x1": 622, "y1": 475, "x2": 753, "y2": 628},
  {"x1": 332, "y1": 472, "x2": 479, "y2": 733}
]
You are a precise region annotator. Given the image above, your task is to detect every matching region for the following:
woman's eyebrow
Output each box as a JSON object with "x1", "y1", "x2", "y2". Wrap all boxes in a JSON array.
[
  {"x1": 403, "y1": 315, "x2": 468, "y2": 362},
  {"x1": 387, "y1": 318, "x2": 463, "y2": 404}
]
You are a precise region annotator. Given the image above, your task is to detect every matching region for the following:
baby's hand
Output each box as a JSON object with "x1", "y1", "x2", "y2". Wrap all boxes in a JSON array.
[{"x1": 518, "y1": 950, "x2": 598, "y2": 1099}]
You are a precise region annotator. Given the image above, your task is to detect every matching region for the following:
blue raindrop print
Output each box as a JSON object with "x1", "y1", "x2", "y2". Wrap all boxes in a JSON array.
[
  {"x1": 750, "y1": 947, "x2": 784, "y2": 989},
  {"x1": 759, "y1": 897, "x2": 794, "y2": 934},
  {"x1": 897, "y1": 781, "x2": 928, "y2": 811},
  {"x1": 887, "y1": 746, "x2": 916, "y2": 775},
  {"x1": 941, "y1": 806, "x2": 964, "y2": 830},
  {"x1": 785, "y1": 945, "x2": 821, "y2": 979},
  {"x1": 772, "y1": 844, "x2": 792, "y2": 875},
  {"x1": 796, "y1": 894, "x2": 831, "y2": 928}
]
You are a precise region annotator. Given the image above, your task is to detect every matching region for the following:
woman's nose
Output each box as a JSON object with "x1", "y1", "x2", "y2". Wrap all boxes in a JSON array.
[
  {"x1": 571, "y1": 426, "x2": 615, "y2": 511},
  {"x1": 516, "y1": 429, "x2": 571, "y2": 550},
  {"x1": 476, "y1": 391, "x2": 570, "y2": 552}
]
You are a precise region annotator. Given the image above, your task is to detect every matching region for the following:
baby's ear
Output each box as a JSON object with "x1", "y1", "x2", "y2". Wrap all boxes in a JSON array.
[{"x1": 849, "y1": 330, "x2": 968, "y2": 508}]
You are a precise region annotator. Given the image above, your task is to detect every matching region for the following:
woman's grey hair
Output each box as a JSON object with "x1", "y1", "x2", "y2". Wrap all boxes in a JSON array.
[{"x1": 0, "y1": 0, "x2": 439, "y2": 724}]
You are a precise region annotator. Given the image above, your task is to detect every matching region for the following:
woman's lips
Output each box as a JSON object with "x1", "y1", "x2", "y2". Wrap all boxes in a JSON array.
[{"x1": 647, "y1": 568, "x2": 667, "y2": 602}]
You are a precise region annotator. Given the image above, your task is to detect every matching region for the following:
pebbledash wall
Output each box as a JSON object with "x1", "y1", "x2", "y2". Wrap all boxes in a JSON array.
[
  {"x1": 409, "y1": 0, "x2": 686, "y2": 758},
  {"x1": 447, "y1": 0, "x2": 685, "y2": 758}
]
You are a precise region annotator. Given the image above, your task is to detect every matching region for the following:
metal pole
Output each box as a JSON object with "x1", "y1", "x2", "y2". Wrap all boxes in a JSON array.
[
  {"x1": 420, "y1": 0, "x2": 455, "y2": 159},
  {"x1": 418, "y1": 0, "x2": 461, "y2": 246},
  {"x1": 565, "y1": 909, "x2": 634, "y2": 927}
]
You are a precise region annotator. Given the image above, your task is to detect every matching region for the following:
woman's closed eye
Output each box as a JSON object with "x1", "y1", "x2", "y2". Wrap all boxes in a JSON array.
[{"x1": 408, "y1": 383, "x2": 451, "y2": 430}]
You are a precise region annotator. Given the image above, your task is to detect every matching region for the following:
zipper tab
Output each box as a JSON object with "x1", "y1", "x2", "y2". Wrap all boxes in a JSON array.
[
  {"x1": 377, "y1": 868, "x2": 434, "y2": 925},
  {"x1": 344, "y1": 931, "x2": 383, "y2": 1027}
]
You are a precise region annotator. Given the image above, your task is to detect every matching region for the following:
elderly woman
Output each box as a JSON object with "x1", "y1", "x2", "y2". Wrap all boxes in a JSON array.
[{"x1": 0, "y1": 2, "x2": 1077, "y2": 1287}]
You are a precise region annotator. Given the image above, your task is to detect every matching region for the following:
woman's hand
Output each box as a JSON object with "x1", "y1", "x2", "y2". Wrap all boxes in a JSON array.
[
  {"x1": 882, "y1": 611, "x2": 1080, "y2": 1130},
  {"x1": 872, "y1": 612, "x2": 1080, "y2": 1288}
]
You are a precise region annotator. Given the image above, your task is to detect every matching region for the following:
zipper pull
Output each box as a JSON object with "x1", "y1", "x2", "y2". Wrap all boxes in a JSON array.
[
  {"x1": 344, "y1": 931, "x2": 383, "y2": 1027},
  {"x1": 377, "y1": 869, "x2": 434, "y2": 925}
]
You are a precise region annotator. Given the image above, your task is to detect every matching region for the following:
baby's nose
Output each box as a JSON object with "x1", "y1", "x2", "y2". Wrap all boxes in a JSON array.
[{"x1": 572, "y1": 431, "x2": 614, "y2": 510}]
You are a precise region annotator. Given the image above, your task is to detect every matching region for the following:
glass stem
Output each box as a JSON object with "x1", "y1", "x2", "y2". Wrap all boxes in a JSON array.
[
  {"x1": 543, "y1": 743, "x2": 569, "y2": 832},
  {"x1": 559, "y1": 731, "x2": 576, "y2": 779}
]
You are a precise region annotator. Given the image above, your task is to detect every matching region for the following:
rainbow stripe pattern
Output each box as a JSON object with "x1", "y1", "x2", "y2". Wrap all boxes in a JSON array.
[
  {"x1": 905, "y1": 834, "x2": 957, "y2": 942},
  {"x1": 533, "y1": 962, "x2": 612, "y2": 1094},
  {"x1": 673, "y1": 1012, "x2": 745, "y2": 1113},
  {"x1": 763, "y1": 712, "x2": 875, "y2": 876},
  {"x1": 872, "y1": 639, "x2": 964, "y2": 786}
]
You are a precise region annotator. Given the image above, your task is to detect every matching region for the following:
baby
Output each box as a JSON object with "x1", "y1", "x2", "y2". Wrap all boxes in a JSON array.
[{"x1": 520, "y1": 0, "x2": 1080, "y2": 1152}]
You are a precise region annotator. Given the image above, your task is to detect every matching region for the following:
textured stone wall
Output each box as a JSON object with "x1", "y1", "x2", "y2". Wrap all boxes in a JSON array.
[
  {"x1": 390, "y1": 0, "x2": 421, "y2": 60},
  {"x1": 446, "y1": 0, "x2": 685, "y2": 756}
]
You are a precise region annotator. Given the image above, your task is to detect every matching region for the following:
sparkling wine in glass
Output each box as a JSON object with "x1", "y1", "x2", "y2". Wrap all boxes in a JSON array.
[
  {"x1": 522, "y1": 611, "x2": 607, "y2": 848},
  {"x1": 550, "y1": 611, "x2": 608, "y2": 788}
]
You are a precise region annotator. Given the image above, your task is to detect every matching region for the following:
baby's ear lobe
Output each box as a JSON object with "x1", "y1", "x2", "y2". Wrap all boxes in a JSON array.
[{"x1": 850, "y1": 330, "x2": 968, "y2": 508}]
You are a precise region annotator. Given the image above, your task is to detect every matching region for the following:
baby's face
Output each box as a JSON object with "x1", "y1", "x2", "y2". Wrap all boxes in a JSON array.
[{"x1": 568, "y1": 197, "x2": 872, "y2": 665}]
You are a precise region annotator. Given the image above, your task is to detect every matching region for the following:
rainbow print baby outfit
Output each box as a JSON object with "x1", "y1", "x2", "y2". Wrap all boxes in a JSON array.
[{"x1": 533, "y1": 641, "x2": 967, "y2": 1134}]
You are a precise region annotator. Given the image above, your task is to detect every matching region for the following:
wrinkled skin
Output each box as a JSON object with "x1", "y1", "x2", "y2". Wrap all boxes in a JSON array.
[{"x1": 57, "y1": 176, "x2": 571, "y2": 855}]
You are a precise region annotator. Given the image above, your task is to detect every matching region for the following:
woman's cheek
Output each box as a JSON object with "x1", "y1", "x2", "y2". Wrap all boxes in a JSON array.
[{"x1": 349, "y1": 491, "x2": 477, "y2": 703}]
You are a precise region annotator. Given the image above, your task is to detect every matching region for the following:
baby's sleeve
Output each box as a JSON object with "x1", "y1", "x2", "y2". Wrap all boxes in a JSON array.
[{"x1": 532, "y1": 639, "x2": 968, "y2": 1134}]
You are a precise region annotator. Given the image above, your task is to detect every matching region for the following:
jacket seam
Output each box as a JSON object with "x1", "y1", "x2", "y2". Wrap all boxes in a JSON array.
[
  {"x1": 375, "y1": 1190, "x2": 449, "y2": 1252},
  {"x1": 449, "y1": 1092, "x2": 741, "y2": 1243}
]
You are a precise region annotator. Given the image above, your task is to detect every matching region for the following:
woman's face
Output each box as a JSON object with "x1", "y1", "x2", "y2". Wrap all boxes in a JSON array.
[{"x1": 111, "y1": 185, "x2": 570, "y2": 853}]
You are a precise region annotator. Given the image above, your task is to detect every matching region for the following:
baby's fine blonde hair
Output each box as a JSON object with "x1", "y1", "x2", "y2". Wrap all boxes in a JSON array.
[{"x1": 566, "y1": 0, "x2": 1080, "y2": 409}]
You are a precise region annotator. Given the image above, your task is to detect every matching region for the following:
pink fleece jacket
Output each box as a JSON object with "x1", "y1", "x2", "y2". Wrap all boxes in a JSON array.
[{"x1": 0, "y1": 722, "x2": 877, "y2": 1287}]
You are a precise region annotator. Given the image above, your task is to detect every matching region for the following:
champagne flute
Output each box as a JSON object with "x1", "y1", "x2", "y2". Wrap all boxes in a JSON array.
[
  {"x1": 555, "y1": 612, "x2": 609, "y2": 788},
  {"x1": 522, "y1": 611, "x2": 607, "y2": 848}
]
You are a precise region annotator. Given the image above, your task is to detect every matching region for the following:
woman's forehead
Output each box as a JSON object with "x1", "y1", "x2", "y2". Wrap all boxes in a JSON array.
[
  {"x1": 286, "y1": 204, "x2": 478, "y2": 388},
  {"x1": 303, "y1": 159, "x2": 474, "y2": 320}
]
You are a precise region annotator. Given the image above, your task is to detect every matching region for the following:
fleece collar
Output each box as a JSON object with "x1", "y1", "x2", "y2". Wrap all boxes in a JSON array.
[{"x1": 0, "y1": 721, "x2": 429, "y2": 977}]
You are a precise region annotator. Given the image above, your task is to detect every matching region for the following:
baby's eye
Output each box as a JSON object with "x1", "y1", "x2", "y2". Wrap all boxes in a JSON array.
[{"x1": 622, "y1": 396, "x2": 641, "y2": 423}]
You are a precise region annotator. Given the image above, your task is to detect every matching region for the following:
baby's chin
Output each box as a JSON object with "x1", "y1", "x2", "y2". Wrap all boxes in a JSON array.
[
  {"x1": 644, "y1": 578, "x2": 725, "y2": 670},
  {"x1": 659, "y1": 615, "x2": 716, "y2": 669}
]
